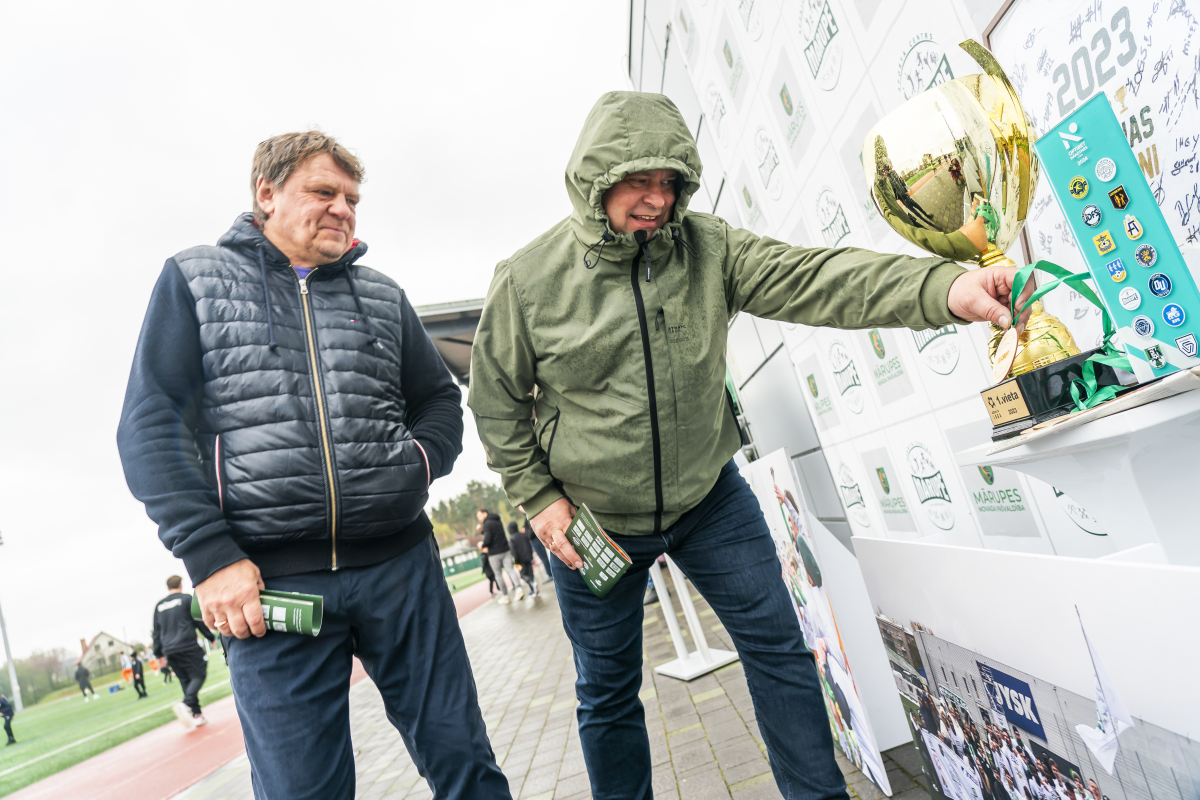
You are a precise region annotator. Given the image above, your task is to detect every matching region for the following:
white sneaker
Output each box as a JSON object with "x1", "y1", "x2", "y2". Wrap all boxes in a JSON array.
[
  {"x1": 497, "y1": 596, "x2": 511, "y2": 605},
  {"x1": 172, "y1": 702, "x2": 193, "y2": 728},
  {"x1": 514, "y1": 585, "x2": 526, "y2": 601},
  {"x1": 193, "y1": 714, "x2": 208, "y2": 727}
]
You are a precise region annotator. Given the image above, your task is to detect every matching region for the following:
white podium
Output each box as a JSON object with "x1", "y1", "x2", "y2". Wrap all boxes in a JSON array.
[{"x1": 957, "y1": 383, "x2": 1200, "y2": 566}]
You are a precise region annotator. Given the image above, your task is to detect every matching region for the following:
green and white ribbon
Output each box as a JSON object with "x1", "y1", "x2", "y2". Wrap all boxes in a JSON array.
[{"x1": 1008, "y1": 261, "x2": 1131, "y2": 412}]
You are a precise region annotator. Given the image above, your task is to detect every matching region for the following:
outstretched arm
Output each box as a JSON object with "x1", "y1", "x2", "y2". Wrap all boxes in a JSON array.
[{"x1": 722, "y1": 223, "x2": 1018, "y2": 330}]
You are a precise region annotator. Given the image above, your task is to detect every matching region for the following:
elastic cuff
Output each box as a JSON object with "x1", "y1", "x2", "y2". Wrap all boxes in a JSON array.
[
  {"x1": 920, "y1": 261, "x2": 971, "y2": 327},
  {"x1": 520, "y1": 483, "x2": 567, "y2": 522},
  {"x1": 413, "y1": 440, "x2": 431, "y2": 488},
  {"x1": 180, "y1": 532, "x2": 251, "y2": 587},
  {"x1": 415, "y1": 438, "x2": 442, "y2": 482}
]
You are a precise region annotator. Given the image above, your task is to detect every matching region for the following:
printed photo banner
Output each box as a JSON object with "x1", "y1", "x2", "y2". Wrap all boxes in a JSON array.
[{"x1": 740, "y1": 449, "x2": 893, "y2": 796}]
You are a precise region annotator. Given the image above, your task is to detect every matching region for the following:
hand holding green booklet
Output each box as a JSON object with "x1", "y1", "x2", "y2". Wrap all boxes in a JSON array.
[
  {"x1": 564, "y1": 504, "x2": 632, "y2": 599},
  {"x1": 191, "y1": 590, "x2": 324, "y2": 636}
]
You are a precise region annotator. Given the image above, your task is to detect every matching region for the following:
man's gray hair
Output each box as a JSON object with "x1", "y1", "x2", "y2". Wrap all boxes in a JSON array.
[{"x1": 251, "y1": 131, "x2": 365, "y2": 224}]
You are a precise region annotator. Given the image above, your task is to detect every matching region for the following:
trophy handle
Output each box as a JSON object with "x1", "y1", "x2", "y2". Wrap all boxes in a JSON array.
[{"x1": 959, "y1": 40, "x2": 1035, "y2": 223}]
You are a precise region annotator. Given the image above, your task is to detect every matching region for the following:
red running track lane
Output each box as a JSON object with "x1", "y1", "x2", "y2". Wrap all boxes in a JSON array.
[{"x1": 10, "y1": 587, "x2": 493, "y2": 800}]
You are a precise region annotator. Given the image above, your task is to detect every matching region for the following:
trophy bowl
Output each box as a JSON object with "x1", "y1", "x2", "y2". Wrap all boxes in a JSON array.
[{"x1": 862, "y1": 40, "x2": 1080, "y2": 378}]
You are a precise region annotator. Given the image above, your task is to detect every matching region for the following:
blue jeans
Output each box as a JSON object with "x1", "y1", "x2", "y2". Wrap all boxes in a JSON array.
[
  {"x1": 551, "y1": 461, "x2": 850, "y2": 800},
  {"x1": 225, "y1": 536, "x2": 510, "y2": 800}
]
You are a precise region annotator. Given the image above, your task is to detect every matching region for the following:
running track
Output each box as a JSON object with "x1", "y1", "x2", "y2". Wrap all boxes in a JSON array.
[{"x1": 9, "y1": 580, "x2": 495, "y2": 800}]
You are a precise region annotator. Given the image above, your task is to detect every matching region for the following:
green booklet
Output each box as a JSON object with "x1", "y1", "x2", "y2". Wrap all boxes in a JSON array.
[
  {"x1": 564, "y1": 504, "x2": 632, "y2": 599},
  {"x1": 191, "y1": 590, "x2": 324, "y2": 636}
]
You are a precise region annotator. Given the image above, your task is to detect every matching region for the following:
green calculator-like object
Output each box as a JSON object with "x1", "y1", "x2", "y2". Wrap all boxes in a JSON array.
[{"x1": 1035, "y1": 93, "x2": 1200, "y2": 382}]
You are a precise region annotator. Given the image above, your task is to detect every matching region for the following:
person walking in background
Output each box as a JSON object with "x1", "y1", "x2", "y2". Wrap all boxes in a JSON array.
[
  {"x1": 519, "y1": 505, "x2": 552, "y2": 584},
  {"x1": 74, "y1": 662, "x2": 96, "y2": 702},
  {"x1": 478, "y1": 541, "x2": 498, "y2": 596},
  {"x1": 0, "y1": 694, "x2": 15, "y2": 746},
  {"x1": 477, "y1": 508, "x2": 523, "y2": 605},
  {"x1": 120, "y1": 651, "x2": 133, "y2": 685},
  {"x1": 131, "y1": 651, "x2": 148, "y2": 699},
  {"x1": 152, "y1": 575, "x2": 215, "y2": 728},
  {"x1": 507, "y1": 520, "x2": 537, "y2": 598},
  {"x1": 161, "y1": 661, "x2": 173, "y2": 683}
]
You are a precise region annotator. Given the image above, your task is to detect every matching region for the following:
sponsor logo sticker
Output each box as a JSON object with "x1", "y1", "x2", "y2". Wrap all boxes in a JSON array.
[
  {"x1": 1163, "y1": 303, "x2": 1186, "y2": 327},
  {"x1": 1146, "y1": 344, "x2": 1167, "y2": 369},
  {"x1": 1094, "y1": 231, "x2": 1116, "y2": 256},
  {"x1": 1118, "y1": 286, "x2": 1142, "y2": 310},
  {"x1": 906, "y1": 443, "x2": 954, "y2": 530},
  {"x1": 1124, "y1": 214, "x2": 1143, "y2": 240},
  {"x1": 1175, "y1": 333, "x2": 1198, "y2": 358},
  {"x1": 1081, "y1": 204, "x2": 1102, "y2": 227},
  {"x1": 1148, "y1": 273, "x2": 1173, "y2": 298},
  {"x1": 1104, "y1": 256, "x2": 1125, "y2": 281},
  {"x1": 1132, "y1": 315, "x2": 1155, "y2": 338},
  {"x1": 1108, "y1": 184, "x2": 1130, "y2": 209},
  {"x1": 1068, "y1": 176, "x2": 1089, "y2": 198},
  {"x1": 1134, "y1": 243, "x2": 1157, "y2": 267},
  {"x1": 1095, "y1": 157, "x2": 1117, "y2": 181}
]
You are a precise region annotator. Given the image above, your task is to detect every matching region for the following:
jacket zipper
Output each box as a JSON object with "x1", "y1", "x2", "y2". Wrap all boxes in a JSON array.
[
  {"x1": 631, "y1": 248, "x2": 664, "y2": 534},
  {"x1": 298, "y1": 271, "x2": 340, "y2": 570}
]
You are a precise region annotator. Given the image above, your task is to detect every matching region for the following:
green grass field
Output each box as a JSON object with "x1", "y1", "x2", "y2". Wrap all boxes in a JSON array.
[
  {"x1": 447, "y1": 567, "x2": 486, "y2": 594},
  {"x1": 0, "y1": 656, "x2": 232, "y2": 796}
]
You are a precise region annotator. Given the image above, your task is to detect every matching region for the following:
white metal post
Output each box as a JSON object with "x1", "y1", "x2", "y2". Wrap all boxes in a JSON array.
[
  {"x1": 650, "y1": 555, "x2": 739, "y2": 681},
  {"x1": 0, "y1": 600, "x2": 22, "y2": 713}
]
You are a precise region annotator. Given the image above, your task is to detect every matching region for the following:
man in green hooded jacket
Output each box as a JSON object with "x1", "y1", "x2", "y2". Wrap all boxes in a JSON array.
[{"x1": 469, "y1": 92, "x2": 1013, "y2": 800}]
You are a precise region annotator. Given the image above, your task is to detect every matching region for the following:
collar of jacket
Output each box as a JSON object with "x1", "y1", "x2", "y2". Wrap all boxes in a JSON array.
[
  {"x1": 565, "y1": 92, "x2": 703, "y2": 267},
  {"x1": 217, "y1": 212, "x2": 369, "y2": 273}
]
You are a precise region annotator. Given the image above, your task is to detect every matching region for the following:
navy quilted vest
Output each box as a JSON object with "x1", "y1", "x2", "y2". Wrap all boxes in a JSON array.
[{"x1": 175, "y1": 215, "x2": 429, "y2": 561}]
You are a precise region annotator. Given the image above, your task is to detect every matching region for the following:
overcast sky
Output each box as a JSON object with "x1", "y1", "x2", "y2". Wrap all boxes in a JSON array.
[{"x1": 0, "y1": 1, "x2": 630, "y2": 659}]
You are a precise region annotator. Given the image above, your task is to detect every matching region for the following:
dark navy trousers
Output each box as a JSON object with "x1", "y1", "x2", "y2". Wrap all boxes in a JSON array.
[
  {"x1": 225, "y1": 535, "x2": 510, "y2": 800},
  {"x1": 551, "y1": 460, "x2": 850, "y2": 800}
]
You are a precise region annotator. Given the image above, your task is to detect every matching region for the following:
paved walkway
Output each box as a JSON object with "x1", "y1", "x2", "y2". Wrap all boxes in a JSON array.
[{"x1": 173, "y1": 579, "x2": 933, "y2": 800}]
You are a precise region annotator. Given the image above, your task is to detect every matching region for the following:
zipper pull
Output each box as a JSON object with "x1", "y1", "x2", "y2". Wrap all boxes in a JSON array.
[
  {"x1": 299, "y1": 277, "x2": 309, "y2": 295},
  {"x1": 655, "y1": 309, "x2": 664, "y2": 331}
]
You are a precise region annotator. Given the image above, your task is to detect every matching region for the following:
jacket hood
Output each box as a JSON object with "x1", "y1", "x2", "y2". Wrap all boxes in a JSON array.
[
  {"x1": 217, "y1": 212, "x2": 369, "y2": 269},
  {"x1": 566, "y1": 92, "x2": 703, "y2": 263}
]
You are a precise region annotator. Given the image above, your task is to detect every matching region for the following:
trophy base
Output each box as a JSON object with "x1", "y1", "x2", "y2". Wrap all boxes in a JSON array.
[{"x1": 980, "y1": 349, "x2": 1129, "y2": 440}]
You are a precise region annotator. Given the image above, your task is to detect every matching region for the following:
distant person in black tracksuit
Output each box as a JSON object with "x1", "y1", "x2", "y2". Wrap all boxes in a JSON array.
[
  {"x1": 74, "y1": 663, "x2": 96, "y2": 701},
  {"x1": 153, "y1": 575, "x2": 214, "y2": 726},
  {"x1": 130, "y1": 651, "x2": 147, "y2": 699},
  {"x1": 507, "y1": 521, "x2": 537, "y2": 597},
  {"x1": 0, "y1": 694, "x2": 14, "y2": 745}
]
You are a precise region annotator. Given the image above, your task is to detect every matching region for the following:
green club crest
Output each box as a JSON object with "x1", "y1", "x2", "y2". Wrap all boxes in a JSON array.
[
  {"x1": 869, "y1": 329, "x2": 885, "y2": 359},
  {"x1": 743, "y1": 187, "x2": 753, "y2": 207},
  {"x1": 876, "y1": 467, "x2": 890, "y2": 495},
  {"x1": 780, "y1": 83, "x2": 793, "y2": 116},
  {"x1": 723, "y1": 41, "x2": 733, "y2": 68},
  {"x1": 807, "y1": 374, "x2": 819, "y2": 398},
  {"x1": 978, "y1": 466, "x2": 995, "y2": 485}
]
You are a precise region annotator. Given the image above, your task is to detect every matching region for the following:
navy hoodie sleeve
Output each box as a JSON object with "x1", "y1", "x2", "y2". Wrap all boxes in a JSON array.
[
  {"x1": 398, "y1": 290, "x2": 464, "y2": 483},
  {"x1": 117, "y1": 260, "x2": 249, "y2": 585}
]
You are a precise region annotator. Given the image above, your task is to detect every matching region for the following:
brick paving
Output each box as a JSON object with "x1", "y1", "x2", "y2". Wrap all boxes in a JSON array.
[{"x1": 174, "y1": 581, "x2": 932, "y2": 800}]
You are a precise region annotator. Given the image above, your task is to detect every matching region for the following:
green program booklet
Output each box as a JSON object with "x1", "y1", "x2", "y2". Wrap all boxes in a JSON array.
[
  {"x1": 191, "y1": 589, "x2": 324, "y2": 636},
  {"x1": 564, "y1": 504, "x2": 632, "y2": 599}
]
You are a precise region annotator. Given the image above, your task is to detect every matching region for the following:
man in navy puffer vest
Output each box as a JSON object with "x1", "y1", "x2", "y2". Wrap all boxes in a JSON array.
[{"x1": 117, "y1": 132, "x2": 510, "y2": 800}]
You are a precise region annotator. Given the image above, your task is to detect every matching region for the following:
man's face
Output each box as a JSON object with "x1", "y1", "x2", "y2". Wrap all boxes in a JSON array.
[
  {"x1": 257, "y1": 152, "x2": 360, "y2": 267},
  {"x1": 476, "y1": 510, "x2": 486, "y2": 522},
  {"x1": 1088, "y1": 780, "x2": 1102, "y2": 800},
  {"x1": 602, "y1": 169, "x2": 678, "y2": 235}
]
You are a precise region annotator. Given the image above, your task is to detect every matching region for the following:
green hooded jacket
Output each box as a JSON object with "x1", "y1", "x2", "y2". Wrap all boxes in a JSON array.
[{"x1": 468, "y1": 92, "x2": 968, "y2": 536}]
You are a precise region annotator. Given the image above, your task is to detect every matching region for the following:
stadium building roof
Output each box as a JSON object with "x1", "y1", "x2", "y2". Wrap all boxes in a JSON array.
[{"x1": 416, "y1": 298, "x2": 484, "y2": 386}]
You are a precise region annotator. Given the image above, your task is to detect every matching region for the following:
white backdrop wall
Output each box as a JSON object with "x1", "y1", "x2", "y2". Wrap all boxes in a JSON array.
[{"x1": 627, "y1": 0, "x2": 1186, "y2": 558}]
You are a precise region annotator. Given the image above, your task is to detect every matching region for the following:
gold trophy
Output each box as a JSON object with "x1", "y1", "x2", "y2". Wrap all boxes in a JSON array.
[{"x1": 862, "y1": 40, "x2": 1080, "y2": 380}]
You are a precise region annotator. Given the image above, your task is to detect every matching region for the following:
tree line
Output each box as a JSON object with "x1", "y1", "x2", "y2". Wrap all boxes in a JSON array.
[{"x1": 429, "y1": 480, "x2": 520, "y2": 547}]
